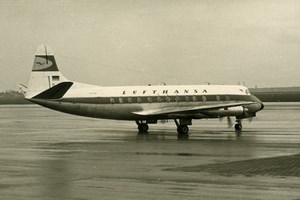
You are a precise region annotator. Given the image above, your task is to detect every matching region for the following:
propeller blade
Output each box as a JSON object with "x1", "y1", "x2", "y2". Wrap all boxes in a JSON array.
[{"x1": 227, "y1": 116, "x2": 233, "y2": 128}]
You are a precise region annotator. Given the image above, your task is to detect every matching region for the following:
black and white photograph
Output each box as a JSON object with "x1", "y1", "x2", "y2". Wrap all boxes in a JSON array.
[{"x1": 0, "y1": 0, "x2": 300, "y2": 199}]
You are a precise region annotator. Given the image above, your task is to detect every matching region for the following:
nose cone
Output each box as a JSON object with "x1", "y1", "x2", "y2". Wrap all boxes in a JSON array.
[
  {"x1": 260, "y1": 102, "x2": 264, "y2": 110},
  {"x1": 250, "y1": 95, "x2": 264, "y2": 111}
]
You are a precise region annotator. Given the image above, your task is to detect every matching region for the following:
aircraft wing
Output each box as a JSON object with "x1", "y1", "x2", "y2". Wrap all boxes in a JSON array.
[{"x1": 132, "y1": 102, "x2": 256, "y2": 116}]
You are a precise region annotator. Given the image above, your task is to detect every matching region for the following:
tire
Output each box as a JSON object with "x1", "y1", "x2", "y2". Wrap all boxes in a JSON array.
[
  {"x1": 138, "y1": 123, "x2": 149, "y2": 133},
  {"x1": 177, "y1": 125, "x2": 189, "y2": 134},
  {"x1": 234, "y1": 124, "x2": 242, "y2": 131}
]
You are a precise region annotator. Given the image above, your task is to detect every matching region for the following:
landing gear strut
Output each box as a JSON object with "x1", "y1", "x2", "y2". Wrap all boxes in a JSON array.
[
  {"x1": 234, "y1": 119, "x2": 242, "y2": 137},
  {"x1": 175, "y1": 119, "x2": 191, "y2": 139}
]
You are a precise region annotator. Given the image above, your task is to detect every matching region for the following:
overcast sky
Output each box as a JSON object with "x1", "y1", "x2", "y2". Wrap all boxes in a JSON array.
[{"x1": 1, "y1": 0, "x2": 300, "y2": 91}]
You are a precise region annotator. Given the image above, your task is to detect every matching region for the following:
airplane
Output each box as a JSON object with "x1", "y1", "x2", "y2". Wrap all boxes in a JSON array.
[{"x1": 22, "y1": 45, "x2": 264, "y2": 139}]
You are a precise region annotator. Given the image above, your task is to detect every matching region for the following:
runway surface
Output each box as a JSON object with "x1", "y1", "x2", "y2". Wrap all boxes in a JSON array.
[{"x1": 0, "y1": 103, "x2": 299, "y2": 200}]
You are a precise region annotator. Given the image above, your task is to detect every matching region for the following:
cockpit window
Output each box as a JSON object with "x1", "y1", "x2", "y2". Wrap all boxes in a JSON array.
[{"x1": 239, "y1": 88, "x2": 251, "y2": 95}]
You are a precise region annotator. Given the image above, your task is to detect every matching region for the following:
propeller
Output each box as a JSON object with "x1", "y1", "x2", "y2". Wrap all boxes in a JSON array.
[
  {"x1": 219, "y1": 116, "x2": 233, "y2": 128},
  {"x1": 227, "y1": 116, "x2": 233, "y2": 128},
  {"x1": 220, "y1": 116, "x2": 253, "y2": 128}
]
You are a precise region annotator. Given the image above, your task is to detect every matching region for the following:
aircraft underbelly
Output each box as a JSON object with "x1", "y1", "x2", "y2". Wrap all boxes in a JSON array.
[{"x1": 30, "y1": 99, "x2": 144, "y2": 120}]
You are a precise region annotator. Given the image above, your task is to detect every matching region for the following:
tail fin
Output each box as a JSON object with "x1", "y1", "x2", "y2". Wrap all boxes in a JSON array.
[{"x1": 26, "y1": 45, "x2": 68, "y2": 99}]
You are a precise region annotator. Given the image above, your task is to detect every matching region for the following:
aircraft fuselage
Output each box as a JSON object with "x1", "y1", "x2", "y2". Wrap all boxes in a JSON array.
[
  {"x1": 24, "y1": 45, "x2": 264, "y2": 137},
  {"x1": 29, "y1": 83, "x2": 263, "y2": 121}
]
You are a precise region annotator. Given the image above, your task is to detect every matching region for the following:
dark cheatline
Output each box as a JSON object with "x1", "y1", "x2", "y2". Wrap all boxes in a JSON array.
[{"x1": 166, "y1": 154, "x2": 300, "y2": 177}]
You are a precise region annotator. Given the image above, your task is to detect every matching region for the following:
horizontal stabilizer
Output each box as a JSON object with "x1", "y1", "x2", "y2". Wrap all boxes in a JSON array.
[
  {"x1": 32, "y1": 82, "x2": 73, "y2": 99},
  {"x1": 18, "y1": 83, "x2": 28, "y2": 96}
]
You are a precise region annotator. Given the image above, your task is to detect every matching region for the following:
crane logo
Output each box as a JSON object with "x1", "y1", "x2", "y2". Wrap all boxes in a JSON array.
[{"x1": 33, "y1": 56, "x2": 53, "y2": 71}]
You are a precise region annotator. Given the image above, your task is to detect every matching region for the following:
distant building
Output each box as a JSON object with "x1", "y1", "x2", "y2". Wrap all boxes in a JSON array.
[{"x1": 250, "y1": 87, "x2": 300, "y2": 102}]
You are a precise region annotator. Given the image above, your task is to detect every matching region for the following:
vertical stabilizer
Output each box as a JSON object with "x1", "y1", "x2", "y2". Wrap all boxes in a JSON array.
[{"x1": 26, "y1": 45, "x2": 68, "y2": 99}]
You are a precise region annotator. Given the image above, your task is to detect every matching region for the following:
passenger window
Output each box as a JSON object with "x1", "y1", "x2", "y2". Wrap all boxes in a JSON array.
[
  {"x1": 166, "y1": 96, "x2": 171, "y2": 102},
  {"x1": 192, "y1": 96, "x2": 197, "y2": 102},
  {"x1": 137, "y1": 97, "x2": 142, "y2": 103},
  {"x1": 157, "y1": 96, "x2": 162, "y2": 102},
  {"x1": 110, "y1": 98, "x2": 115, "y2": 104},
  {"x1": 119, "y1": 97, "x2": 124, "y2": 104},
  {"x1": 148, "y1": 97, "x2": 152, "y2": 103},
  {"x1": 128, "y1": 97, "x2": 132, "y2": 104},
  {"x1": 202, "y1": 96, "x2": 206, "y2": 102},
  {"x1": 185, "y1": 96, "x2": 189, "y2": 102},
  {"x1": 175, "y1": 96, "x2": 180, "y2": 102},
  {"x1": 216, "y1": 95, "x2": 220, "y2": 101},
  {"x1": 225, "y1": 95, "x2": 230, "y2": 101}
]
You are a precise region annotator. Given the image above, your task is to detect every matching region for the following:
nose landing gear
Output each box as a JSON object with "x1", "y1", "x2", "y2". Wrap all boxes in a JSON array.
[
  {"x1": 234, "y1": 119, "x2": 242, "y2": 136},
  {"x1": 234, "y1": 119, "x2": 242, "y2": 131}
]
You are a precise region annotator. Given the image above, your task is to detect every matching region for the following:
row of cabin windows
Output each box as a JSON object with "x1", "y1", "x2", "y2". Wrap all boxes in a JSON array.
[{"x1": 109, "y1": 95, "x2": 230, "y2": 104}]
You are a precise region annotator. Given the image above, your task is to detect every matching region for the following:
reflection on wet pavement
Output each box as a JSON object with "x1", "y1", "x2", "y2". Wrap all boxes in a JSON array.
[{"x1": 0, "y1": 103, "x2": 299, "y2": 199}]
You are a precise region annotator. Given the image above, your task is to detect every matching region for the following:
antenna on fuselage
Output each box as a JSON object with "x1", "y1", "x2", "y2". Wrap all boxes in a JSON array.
[{"x1": 44, "y1": 45, "x2": 48, "y2": 64}]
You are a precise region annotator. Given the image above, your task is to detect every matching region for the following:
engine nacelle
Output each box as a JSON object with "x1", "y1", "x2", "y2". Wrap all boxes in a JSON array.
[
  {"x1": 202, "y1": 106, "x2": 244, "y2": 117},
  {"x1": 244, "y1": 103, "x2": 263, "y2": 113}
]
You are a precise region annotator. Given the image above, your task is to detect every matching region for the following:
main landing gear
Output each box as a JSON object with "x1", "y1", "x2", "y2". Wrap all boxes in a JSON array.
[
  {"x1": 136, "y1": 118, "x2": 242, "y2": 139},
  {"x1": 135, "y1": 119, "x2": 191, "y2": 139},
  {"x1": 136, "y1": 121, "x2": 149, "y2": 133},
  {"x1": 174, "y1": 119, "x2": 191, "y2": 140}
]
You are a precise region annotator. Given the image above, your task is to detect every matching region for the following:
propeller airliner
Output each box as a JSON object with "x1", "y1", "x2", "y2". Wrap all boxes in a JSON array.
[{"x1": 22, "y1": 45, "x2": 264, "y2": 139}]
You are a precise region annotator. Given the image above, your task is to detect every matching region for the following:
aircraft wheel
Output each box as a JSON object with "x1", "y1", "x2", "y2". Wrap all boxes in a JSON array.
[
  {"x1": 177, "y1": 125, "x2": 189, "y2": 140},
  {"x1": 234, "y1": 123, "x2": 242, "y2": 131},
  {"x1": 177, "y1": 125, "x2": 189, "y2": 134},
  {"x1": 138, "y1": 123, "x2": 149, "y2": 133}
]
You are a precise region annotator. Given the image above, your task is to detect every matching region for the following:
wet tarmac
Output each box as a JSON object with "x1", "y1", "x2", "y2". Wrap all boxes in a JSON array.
[{"x1": 0, "y1": 103, "x2": 299, "y2": 200}]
